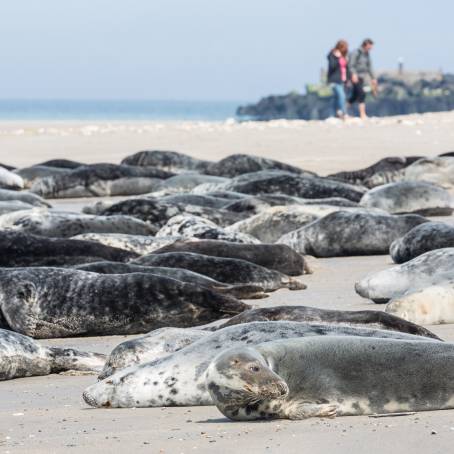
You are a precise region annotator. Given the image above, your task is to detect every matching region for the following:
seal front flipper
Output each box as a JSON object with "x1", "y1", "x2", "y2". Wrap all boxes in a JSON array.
[{"x1": 283, "y1": 401, "x2": 338, "y2": 420}]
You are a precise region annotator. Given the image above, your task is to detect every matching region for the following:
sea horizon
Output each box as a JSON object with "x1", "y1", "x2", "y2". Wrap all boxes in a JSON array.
[{"x1": 0, "y1": 99, "x2": 249, "y2": 122}]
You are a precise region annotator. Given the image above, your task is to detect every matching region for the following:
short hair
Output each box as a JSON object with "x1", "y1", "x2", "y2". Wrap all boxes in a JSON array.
[{"x1": 362, "y1": 38, "x2": 374, "y2": 47}]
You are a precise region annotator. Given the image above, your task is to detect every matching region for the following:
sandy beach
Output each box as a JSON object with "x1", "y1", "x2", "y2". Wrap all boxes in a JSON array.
[{"x1": 1, "y1": 112, "x2": 454, "y2": 453}]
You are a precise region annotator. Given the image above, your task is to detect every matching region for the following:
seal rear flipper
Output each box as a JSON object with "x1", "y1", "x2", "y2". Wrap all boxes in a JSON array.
[
  {"x1": 213, "y1": 284, "x2": 268, "y2": 300},
  {"x1": 47, "y1": 347, "x2": 107, "y2": 373},
  {"x1": 283, "y1": 401, "x2": 338, "y2": 420},
  {"x1": 286, "y1": 278, "x2": 307, "y2": 291}
]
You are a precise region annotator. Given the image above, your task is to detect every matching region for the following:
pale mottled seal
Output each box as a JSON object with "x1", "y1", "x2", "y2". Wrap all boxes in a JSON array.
[
  {"x1": 223, "y1": 171, "x2": 366, "y2": 202},
  {"x1": 156, "y1": 215, "x2": 258, "y2": 243},
  {"x1": 278, "y1": 211, "x2": 427, "y2": 257},
  {"x1": 121, "y1": 150, "x2": 212, "y2": 173},
  {"x1": 360, "y1": 181, "x2": 453, "y2": 216},
  {"x1": 0, "y1": 328, "x2": 106, "y2": 381},
  {"x1": 206, "y1": 336, "x2": 451, "y2": 420},
  {"x1": 0, "y1": 188, "x2": 51, "y2": 207},
  {"x1": 0, "y1": 166, "x2": 24, "y2": 190},
  {"x1": 82, "y1": 321, "x2": 433, "y2": 408},
  {"x1": 156, "y1": 174, "x2": 229, "y2": 193},
  {"x1": 133, "y1": 252, "x2": 305, "y2": 291},
  {"x1": 217, "y1": 305, "x2": 439, "y2": 339},
  {"x1": 30, "y1": 163, "x2": 172, "y2": 198},
  {"x1": 355, "y1": 248, "x2": 454, "y2": 303},
  {"x1": 390, "y1": 222, "x2": 454, "y2": 263},
  {"x1": 74, "y1": 261, "x2": 266, "y2": 300},
  {"x1": 0, "y1": 231, "x2": 137, "y2": 267},
  {"x1": 0, "y1": 267, "x2": 249, "y2": 338},
  {"x1": 0, "y1": 200, "x2": 35, "y2": 215},
  {"x1": 0, "y1": 209, "x2": 156, "y2": 237},
  {"x1": 403, "y1": 157, "x2": 454, "y2": 188},
  {"x1": 152, "y1": 239, "x2": 305, "y2": 276},
  {"x1": 385, "y1": 284, "x2": 454, "y2": 325},
  {"x1": 205, "y1": 154, "x2": 315, "y2": 178}
]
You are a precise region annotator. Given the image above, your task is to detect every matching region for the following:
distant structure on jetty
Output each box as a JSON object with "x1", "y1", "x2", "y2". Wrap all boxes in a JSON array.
[{"x1": 237, "y1": 70, "x2": 454, "y2": 120}]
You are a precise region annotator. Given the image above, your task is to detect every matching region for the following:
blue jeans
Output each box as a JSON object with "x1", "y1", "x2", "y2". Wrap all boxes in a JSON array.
[{"x1": 331, "y1": 83, "x2": 347, "y2": 116}]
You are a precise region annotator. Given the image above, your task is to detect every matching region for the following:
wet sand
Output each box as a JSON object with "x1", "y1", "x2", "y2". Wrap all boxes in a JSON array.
[{"x1": 1, "y1": 112, "x2": 454, "y2": 453}]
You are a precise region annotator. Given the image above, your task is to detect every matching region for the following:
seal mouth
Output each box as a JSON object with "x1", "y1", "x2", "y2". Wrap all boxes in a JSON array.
[{"x1": 258, "y1": 381, "x2": 289, "y2": 400}]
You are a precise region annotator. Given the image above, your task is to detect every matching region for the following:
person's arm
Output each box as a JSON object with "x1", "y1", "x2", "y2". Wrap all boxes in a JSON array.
[{"x1": 327, "y1": 53, "x2": 339, "y2": 74}]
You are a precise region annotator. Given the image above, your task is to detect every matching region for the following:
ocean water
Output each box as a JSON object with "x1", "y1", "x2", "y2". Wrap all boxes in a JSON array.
[{"x1": 0, "y1": 99, "x2": 243, "y2": 121}]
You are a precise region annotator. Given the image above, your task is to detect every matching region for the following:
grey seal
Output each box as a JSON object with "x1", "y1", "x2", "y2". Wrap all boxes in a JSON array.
[
  {"x1": 121, "y1": 150, "x2": 212, "y2": 173},
  {"x1": 278, "y1": 211, "x2": 427, "y2": 257},
  {"x1": 156, "y1": 174, "x2": 229, "y2": 193},
  {"x1": 152, "y1": 239, "x2": 306, "y2": 276},
  {"x1": 355, "y1": 248, "x2": 454, "y2": 303},
  {"x1": 390, "y1": 221, "x2": 454, "y2": 263},
  {"x1": 14, "y1": 165, "x2": 71, "y2": 188},
  {"x1": 206, "y1": 336, "x2": 452, "y2": 420},
  {"x1": 133, "y1": 252, "x2": 306, "y2": 291},
  {"x1": 74, "y1": 261, "x2": 266, "y2": 300},
  {"x1": 0, "y1": 208, "x2": 156, "y2": 237},
  {"x1": 403, "y1": 157, "x2": 454, "y2": 188},
  {"x1": 0, "y1": 267, "x2": 249, "y2": 338},
  {"x1": 0, "y1": 200, "x2": 35, "y2": 215},
  {"x1": 36, "y1": 158, "x2": 85, "y2": 169},
  {"x1": 0, "y1": 188, "x2": 51, "y2": 207},
  {"x1": 0, "y1": 231, "x2": 137, "y2": 267},
  {"x1": 360, "y1": 181, "x2": 453, "y2": 216},
  {"x1": 0, "y1": 166, "x2": 24, "y2": 190},
  {"x1": 0, "y1": 328, "x2": 106, "y2": 381},
  {"x1": 82, "y1": 321, "x2": 433, "y2": 408}
]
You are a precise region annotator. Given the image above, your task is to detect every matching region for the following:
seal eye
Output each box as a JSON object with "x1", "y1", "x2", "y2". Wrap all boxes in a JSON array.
[{"x1": 249, "y1": 365, "x2": 260, "y2": 373}]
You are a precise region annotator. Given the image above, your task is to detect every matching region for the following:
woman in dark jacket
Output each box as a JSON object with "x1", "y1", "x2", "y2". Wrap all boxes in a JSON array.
[{"x1": 327, "y1": 40, "x2": 350, "y2": 119}]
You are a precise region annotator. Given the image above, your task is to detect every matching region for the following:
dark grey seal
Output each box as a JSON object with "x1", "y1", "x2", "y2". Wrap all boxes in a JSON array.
[
  {"x1": 207, "y1": 336, "x2": 453, "y2": 420},
  {"x1": 133, "y1": 252, "x2": 306, "y2": 291},
  {"x1": 14, "y1": 165, "x2": 71, "y2": 188},
  {"x1": 82, "y1": 321, "x2": 433, "y2": 408},
  {"x1": 36, "y1": 158, "x2": 85, "y2": 169},
  {"x1": 152, "y1": 239, "x2": 305, "y2": 276},
  {"x1": 74, "y1": 261, "x2": 266, "y2": 300},
  {"x1": 0, "y1": 188, "x2": 51, "y2": 207},
  {"x1": 0, "y1": 231, "x2": 137, "y2": 267},
  {"x1": 278, "y1": 211, "x2": 428, "y2": 256},
  {"x1": 121, "y1": 150, "x2": 212, "y2": 173},
  {"x1": 390, "y1": 222, "x2": 454, "y2": 263},
  {"x1": 0, "y1": 328, "x2": 106, "y2": 381},
  {"x1": 205, "y1": 154, "x2": 315, "y2": 178},
  {"x1": 0, "y1": 267, "x2": 249, "y2": 338}
]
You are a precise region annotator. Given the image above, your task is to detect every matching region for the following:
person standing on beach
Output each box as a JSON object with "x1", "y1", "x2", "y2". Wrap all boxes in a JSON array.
[
  {"x1": 327, "y1": 40, "x2": 350, "y2": 119},
  {"x1": 349, "y1": 38, "x2": 377, "y2": 119}
]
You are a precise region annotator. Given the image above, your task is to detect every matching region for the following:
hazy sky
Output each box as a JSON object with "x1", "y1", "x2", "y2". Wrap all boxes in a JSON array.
[{"x1": 0, "y1": 0, "x2": 451, "y2": 101}]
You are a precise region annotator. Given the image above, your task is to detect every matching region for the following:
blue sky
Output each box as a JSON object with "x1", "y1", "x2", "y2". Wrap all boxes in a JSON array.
[{"x1": 0, "y1": 0, "x2": 451, "y2": 101}]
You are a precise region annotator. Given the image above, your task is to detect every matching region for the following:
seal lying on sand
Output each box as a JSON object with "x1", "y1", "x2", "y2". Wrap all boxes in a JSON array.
[
  {"x1": 206, "y1": 336, "x2": 453, "y2": 420},
  {"x1": 355, "y1": 248, "x2": 454, "y2": 303},
  {"x1": 204, "y1": 154, "x2": 314, "y2": 178},
  {"x1": 0, "y1": 231, "x2": 137, "y2": 267},
  {"x1": 328, "y1": 156, "x2": 421, "y2": 187},
  {"x1": 217, "y1": 305, "x2": 439, "y2": 339},
  {"x1": 0, "y1": 328, "x2": 106, "y2": 381},
  {"x1": 0, "y1": 201, "x2": 35, "y2": 215},
  {"x1": 74, "y1": 261, "x2": 266, "y2": 300},
  {"x1": 14, "y1": 165, "x2": 71, "y2": 188},
  {"x1": 360, "y1": 181, "x2": 453, "y2": 216},
  {"x1": 0, "y1": 209, "x2": 156, "y2": 237},
  {"x1": 152, "y1": 239, "x2": 305, "y2": 276},
  {"x1": 133, "y1": 252, "x2": 305, "y2": 291},
  {"x1": 278, "y1": 211, "x2": 427, "y2": 257},
  {"x1": 0, "y1": 188, "x2": 51, "y2": 207},
  {"x1": 156, "y1": 174, "x2": 229, "y2": 193},
  {"x1": 82, "y1": 321, "x2": 435, "y2": 408},
  {"x1": 30, "y1": 163, "x2": 172, "y2": 198},
  {"x1": 156, "y1": 215, "x2": 258, "y2": 244},
  {"x1": 121, "y1": 150, "x2": 212, "y2": 173},
  {"x1": 36, "y1": 158, "x2": 85, "y2": 169},
  {"x1": 403, "y1": 157, "x2": 454, "y2": 188},
  {"x1": 390, "y1": 222, "x2": 454, "y2": 263},
  {"x1": 72, "y1": 233, "x2": 178, "y2": 255},
  {"x1": 0, "y1": 166, "x2": 24, "y2": 190},
  {"x1": 0, "y1": 267, "x2": 249, "y2": 338}
]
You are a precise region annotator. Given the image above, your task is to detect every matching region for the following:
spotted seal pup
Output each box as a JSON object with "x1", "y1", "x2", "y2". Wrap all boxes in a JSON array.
[
  {"x1": 278, "y1": 211, "x2": 427, "y2": 257},
  {"x1": 0, "y1": 267, "x2": 249, "y2": 338},
  {"x1": 206, "y1": 336, "x2": 453, "y2": 420},
  {"x1": 204, "y1": 154, "x2": 315, "y2": 178},
  {"x1": 0, "y1": 166, "x2": 24, "y2": 190},
  {"x1": 0, "y1": 328, "x2": 106, "y2": 381},
  {"x1": 355, "y1": 248, "x2": 454, "y2": 303},
  {"x1": 74, "y1": 262, "x2": 266, "y2": 299},
  {"x1": 156, "y1": 215, "x2": 259, "y2": 244},
  {"x1": 390, "y1": 222, "x2": 454, "y2": 263},
  {"x1": 133, "y1": 252, "x2": 305, "y2": 291},
  {"x1": 152, "y1": 239, "x2": 305, "y2": 276},
  {"x1": 0, "y1": 231, "x2": 137, "y2": 267},
  {"x1": 0, "y1": 188, "x2": 51, "y2": 207},
  {"x1": 121, "y1": 150, "x2": 212, "y2": 173},
  {"x1": 82, "y1": 321, "x2": 434, "y2": 408},
  {"x1": 360, "y1": 181, "x2": 453, "y2": 216},
  {"x1": 0, "y1": 209, "x2": 156, "y2": 237}
]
